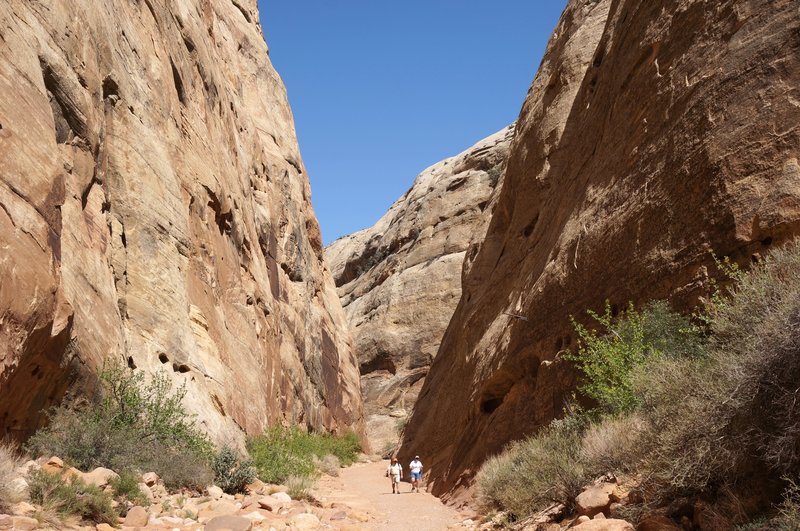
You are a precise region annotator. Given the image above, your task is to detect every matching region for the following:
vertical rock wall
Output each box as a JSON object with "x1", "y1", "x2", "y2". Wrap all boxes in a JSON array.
[
  {"x1": 401, "y1": 0, "x2": 800, "y2": 499},
  {"x1": 0, "y1": 0, "x2": 363, "y2": 443},
  {"x1": 326, "y1": 127, "x2": 513, "y2": 451}
]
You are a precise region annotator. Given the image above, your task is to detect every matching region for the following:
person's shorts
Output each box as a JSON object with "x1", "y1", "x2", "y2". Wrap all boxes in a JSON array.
[
  {"x1": 411, "y1": 471, "x2": 422, "y2": 481},
  {"x1": 392, "y1": 474, "x2": 401, "y2": 484}
]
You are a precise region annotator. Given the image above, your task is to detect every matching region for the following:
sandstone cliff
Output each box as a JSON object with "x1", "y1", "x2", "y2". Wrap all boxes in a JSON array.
[
  {"x1": 400, "y1": 0, "x2": 800, "y2": 499},
  {"x1": 326, "y1": 127, "x2": 513, "y2": 450},
  {"x1": 0, "y1": 0, "x2": 363, "y2": 443}
]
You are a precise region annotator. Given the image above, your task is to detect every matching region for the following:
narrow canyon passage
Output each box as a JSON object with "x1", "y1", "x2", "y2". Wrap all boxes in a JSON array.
[{"x1": 314, "y1": 460, "x2": 470, "y2": 530}]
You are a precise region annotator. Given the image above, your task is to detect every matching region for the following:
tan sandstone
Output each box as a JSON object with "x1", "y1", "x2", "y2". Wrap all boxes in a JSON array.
[
  {"x1": 400, "y1": 0, "x2": 800, "y2": 500},
  {"x1": 326, "y1": 126, "x2": 513, "y2": 448},
  {"x1": 0, "y1": 0, "x2": 363, "y2": 443}
]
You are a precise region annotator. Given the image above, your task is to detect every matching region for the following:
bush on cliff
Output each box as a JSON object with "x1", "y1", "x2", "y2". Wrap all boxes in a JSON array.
[
  {"x1": 248, "y1": 426, "x2": 360, "y2": 484},
  {"x1": 27, "y1": 360, "x2": 214, "y2": 490},
  {"x1": 0, "y1": 443, "x2": 22, "y2": 514}
]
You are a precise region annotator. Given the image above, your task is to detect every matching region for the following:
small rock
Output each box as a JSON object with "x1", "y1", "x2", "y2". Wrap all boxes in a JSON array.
[
  {"x1": 330, "y1": 511, "x2": 347, "y2": 521},
  {"x1": 138, "y1": 482, "x2": 154, "y2": 502},
  {"x1": 96, "y1": 524, "x2": 115, "y2": 531},
  {"x1": 242, "y1": 511, "x2": 267, "y2": 522},
  {"x1": 10, "y1": 478, "x2": 28, "y2": 495},
  {"x1": 571, "y1": 518, "x2": 635, "y2": 530},
  {"x1": 258, "y1": 497, "x2": 284, "y2": 512},
  {"x1": 83, "y1": 467, "x2": 119, "y2": 488},
  {"x1": 594, "y1": 513, "x2": 606, "y2": 520},
  {"x1": 575, "y1": 483, "x2": 616, "y2": 517},
  {"x1": 205, "y1": 515, "x2": 253, "y2": 531},
  {"x1": 160, "y1": 516, "x2": 185, "y2": 525},
  {"x1": 270, "y1": 492, "x2": 292, "y2": 503},
  {"x1": 246, "y1": 479, "x2": 266, "y2": 494},
  {"x1": 207, "y1": 485, "x2": 224, "y2": 499},
  {"x1": 141, "y1": 472, "x2": 159, "y2": 486},
  {"x1": 576, "y1": 516, "x2": 591, "y2": 524},
  {"x1": 10, "y1": 516, "x2": 38, "y2": 531},
  {"x1": 124, "y1": 506, "x2": 149, "y2": 527},
  {"x1": 290, "y1": 513, "x2": 321, "y2": 530},
  {"x1": 348, "y1": 511, "x2": 370, "y2": 523}
]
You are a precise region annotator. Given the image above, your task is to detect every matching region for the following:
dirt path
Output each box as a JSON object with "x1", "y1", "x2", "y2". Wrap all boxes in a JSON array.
[{"x1": 314, "y1": 459, "x2": 472, "y2": 530}]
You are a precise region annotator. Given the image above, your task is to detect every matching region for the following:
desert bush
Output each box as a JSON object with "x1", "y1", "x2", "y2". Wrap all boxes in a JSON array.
[
  {"x1": 317, "y1": 454, "x2": 341, "y2": 477},
  {"x1": 28, "y1": 469, "x2": 116, "y2": 524},
  {"x1": 26, "y1": 360, "x2": 214, "y2": 490},
  {"x1": 566, "y1": 300, "x2": 704, "y2": 417},
  {"x1": 0, "y1": 443, "x2": 22, "y2": 513},
  {"x1": 248, "y1": 426, "x2": 360, "y2": 484},
  {"x1": 635, "y1": 242, "x2": 800, "y2": 497},
  {"x1": 581, "y1": 412, "x2": 647, "y2": 475},
  {"x1": 286, "y1": 475, "x2": 315, "y2": 501},
  {"x1": 212, "y1": 446, "x2": 256, "y2": 494},
  {"x1": 110, "y1": 471, "x2": 149, "y2": 509},
  {"x1": 476, "y1": 417, "x2": 588, "y2": 519}
]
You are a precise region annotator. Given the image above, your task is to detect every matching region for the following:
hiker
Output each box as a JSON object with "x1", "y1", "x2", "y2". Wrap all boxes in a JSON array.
[
  {"x1": 409, "y1": 455, "x2": 423, "y2": 492},
  {"x1": 386, "y1": 457, "x2": 403, "y2": 494}
]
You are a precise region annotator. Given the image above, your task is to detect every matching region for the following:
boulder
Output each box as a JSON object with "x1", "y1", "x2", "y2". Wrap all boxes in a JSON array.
[
  {"x1": 9, "y1": 478, "x2": 27, "y2": 495},
  {"x1": 576, "y1": 483, "x2": 616, "y2": 517},
  {"x1": 95, "y1": 524, "x2": 115, "y2": 531},
  {"x1": 207, "y1": 485, "x2": 224, "y2": 500},
  {"x1": 571, "y1": 519, "x2": 634, "y2": 531},
  {"x1": 10, "y1": 516, "x2": 37, "y2": 531},
  {"x1": 123, "y1": 506, "x2": 149, "y2": 527},
  {"x1": 0, "y1": 515, "x2": 11, "y2": 530},
  {"x1": 12, "y1": 502, "x2": 36, "y2": 515},
  {"x1": 141, "y1": 472, "x2": 159, "y2": 486},
  {"x1": 270, "y1": 492, "x2": 292, "y2": 503},
  {"x1": 41, "y1": 457, "x2": 63, "y2": 474},
  {"x1": 637, "y1": 515, "x2": 682, "y2": 531},
  {"x1": 258, "y1": 497, "x2": 284, "y2": 512},
  {"x1": 83, "y1": 467, "x2": 119, "y2": 488},
  {"x1": 205, "y1": 515, "x2": 254, "y2": 531},
  {"x1": 289, "y1": 513, "x2": 321, "y2": 530}
]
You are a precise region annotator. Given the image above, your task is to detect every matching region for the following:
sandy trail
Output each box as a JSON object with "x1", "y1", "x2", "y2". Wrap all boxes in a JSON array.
[{"x1": 314, "y1": 459, "x2": 469, "y2": 530}]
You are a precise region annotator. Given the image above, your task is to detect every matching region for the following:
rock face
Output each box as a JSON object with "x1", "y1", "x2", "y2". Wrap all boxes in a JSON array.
[
  {"x1": 0, "y1": 0, "x2": 363, "y2": 443},
  {"x1": 325, "y1": 127, "x2": 513, "y2": 449},
  {"x1": 400, "y1": 0, "x2": 800, "y2": 498}
]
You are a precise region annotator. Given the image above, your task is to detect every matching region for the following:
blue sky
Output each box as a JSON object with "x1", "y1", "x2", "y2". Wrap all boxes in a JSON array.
[{"x1": 258, "y1": 1, "x2": 568, "y2": 245}]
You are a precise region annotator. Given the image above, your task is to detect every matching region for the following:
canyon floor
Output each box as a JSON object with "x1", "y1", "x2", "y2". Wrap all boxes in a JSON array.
[{"x1": 314, "y1": 460, "x2": 472, "y2": 530}]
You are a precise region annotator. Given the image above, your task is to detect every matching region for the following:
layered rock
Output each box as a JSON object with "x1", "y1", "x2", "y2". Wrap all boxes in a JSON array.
[
  {"x1": 401, "y1": 0, "x2": 800, "y2": 498},
  {"x1": 326, "y1": 126, "x2": 513, "y2": 449},
  {"x1": 0, "y1": 0, "x2": 363, "y2": 443}
]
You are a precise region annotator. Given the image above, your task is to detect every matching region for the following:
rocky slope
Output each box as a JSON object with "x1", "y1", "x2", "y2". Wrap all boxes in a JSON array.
[
  {"x1": 0, "y1": 0, "x2": 363, "y2": 443},
  {"x1": 400, "y1": 0, "x2": 800, "y2": 498},
  {"x1": 325, "y1": 127, "x2": 513, "y2": 450}
]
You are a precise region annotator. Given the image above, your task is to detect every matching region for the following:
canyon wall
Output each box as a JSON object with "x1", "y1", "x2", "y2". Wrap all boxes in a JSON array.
[
  {"x1": 0, "y1": 0, "x2": 363, "y2": 444},
  {"x1": 326, "y1": 127, "x2": 513, "y2": 450},
  {"x1": 400, "y1": 0, "x2": 800, "y2": 499}
]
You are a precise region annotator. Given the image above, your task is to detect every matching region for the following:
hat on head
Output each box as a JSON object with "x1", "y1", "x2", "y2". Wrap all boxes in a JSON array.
[{"x1": 415, "y1": 455, "x2": 419, "y2": 459}]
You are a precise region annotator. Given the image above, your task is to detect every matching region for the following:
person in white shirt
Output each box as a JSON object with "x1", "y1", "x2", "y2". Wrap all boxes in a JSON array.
[
  {"x1": 386, "y1": 457, "x2": 403, "y2": 494},
  {"x1": 409, "y1": 455, "x2": 423, "y2": 492}
]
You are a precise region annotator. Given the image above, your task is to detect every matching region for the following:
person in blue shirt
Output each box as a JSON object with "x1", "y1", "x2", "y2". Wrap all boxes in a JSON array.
[{"x1": 409, "y1": 455, "x2": 423, "y2": 493}]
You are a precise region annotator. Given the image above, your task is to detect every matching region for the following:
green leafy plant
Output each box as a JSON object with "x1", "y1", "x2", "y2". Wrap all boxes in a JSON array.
[
  {"x1": 27, "y1": 359, "x2": 214, "y2": 491},
  {"x1": 28, "y1": 469, "x2": 116, "y2": 524},
  {"x1": 110, "y1": 471, "x2": 149, "y2": 509},
  {"x1": 212, "y1": 446, "x2": 256, "y2": 494},
  {"x1": 248, "y1": 426, "x2": 360, "y2": 484}
]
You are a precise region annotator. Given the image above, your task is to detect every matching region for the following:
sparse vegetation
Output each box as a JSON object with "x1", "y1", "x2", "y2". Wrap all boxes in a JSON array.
[
  {"x1": 286, "y1": 475, "x2": 315, "y2": 501},
  {"x1": 212, "y1": 445, "x2": 256, "y2": 494},
  {"x1": 477, "y1": 417, "x2": 588, "y2": 519},
  {"x1": 0, "y1": 443, "x2": 22, "y2": 513},
  {"x1": 28, "y1": 469, "x2": 116, "y2": 525},
  {"x1": 248, "y1": 426, "x2": 360, "y2": 484},
  {"x1": 110, "y1": 470, "x2": 149, "y2": 510},
  {"x1": 478, "y1": 242, "x2": 800, "y2": 523},
  {"x1": 26, "y1": 360, "x2": 214, "y2": 491}
]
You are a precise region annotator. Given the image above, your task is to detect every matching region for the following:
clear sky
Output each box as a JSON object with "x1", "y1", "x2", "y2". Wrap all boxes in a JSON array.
[{"x1": 258, "y1": 1, "x2": 569, "y2": 245}]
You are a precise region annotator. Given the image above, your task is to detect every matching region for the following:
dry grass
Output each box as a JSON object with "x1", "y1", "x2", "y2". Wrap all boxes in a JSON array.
[
  {"x1": 0, "y1": 443, "x2": 23, "y2": 513},
  {"x1": 581, "y1": 412, "x2": 647, "y2": 475}
]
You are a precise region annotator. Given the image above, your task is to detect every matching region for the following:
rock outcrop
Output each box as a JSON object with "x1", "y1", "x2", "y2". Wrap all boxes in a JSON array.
[
  {"x1": 400, "y1": 0, "x2": 800, "y2": 498},
  {"x1": 0, "y1": 0, "x2": 363, "y2": 443},
  {"x1": 326, "y1": 127, "x2": 513, "y2": 450}
]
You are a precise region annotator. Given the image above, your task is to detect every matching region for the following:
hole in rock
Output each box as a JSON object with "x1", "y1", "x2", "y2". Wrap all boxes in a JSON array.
[
  {"x1": 762, "y1": 236, "x2": 773, "y2": 247},
  {"x1": 158, "y1": 353, "x2": 169, "y2": 364},
  {"x1": 173, "y1": 363, "x2": 190, "y2": 373},
  {"x1": 360, "y1": 352, "x2": 397, "y2": 376},
  {"x1": 480, "y1": 397, "x2": 503, "y2": 414},
  {"x1": 127, "y1": 356, "x2": 136, "y2": 369},
  {"x1": 102, "y1": 76, "x2": 119, "y2": 100},
  {"x1": 170, "y1": 59, "x2": 186, "y2": 105}
]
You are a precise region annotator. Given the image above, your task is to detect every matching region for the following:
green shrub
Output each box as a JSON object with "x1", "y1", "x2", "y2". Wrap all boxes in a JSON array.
[
  {"x1": 635, "y1": 242, "x2": 800, "y2": 498},
  {"x1": 28, "y1": 469, "x2": 116, "y2": 524},
  {"x1": 566, "y1": 301, "x2": 704, "y2": 417},
  {"x1": 26, "y1": 360, "x2": 214, "y2": 490},
  {"x1": 0, "y1": 443, "x2": 22, "y2": 514},
  {"x1": 248, "y1": 426, "x2": 361, "y2": 484},
  {"x1": 212, "y1": 446, "x2": 256, "y2": 494},
  {"x1": 476, "y1": 417, "x2": 588, "y2": 519},
  {"x1": 110, "y1": 471, "x2": 149, "y2": 509},
  {"x1": 317, "y1": 454, "x2": 341, "y2": 477}
]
